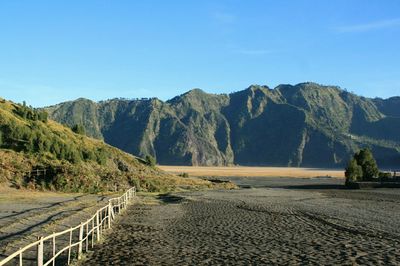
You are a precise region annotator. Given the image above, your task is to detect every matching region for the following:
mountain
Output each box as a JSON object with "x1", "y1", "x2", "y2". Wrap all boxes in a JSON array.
[
  {"x1": 0, "y1": 98, "x2": 211, "y2": 192},
  {"x1": 45, "y1": 83, "x2": 400, "y2": 168}
]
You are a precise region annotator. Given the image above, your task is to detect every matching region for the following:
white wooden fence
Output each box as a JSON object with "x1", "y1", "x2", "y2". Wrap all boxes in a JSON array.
[{"x1": 0, "y1": 187, "x2": 136, "y2": 266}]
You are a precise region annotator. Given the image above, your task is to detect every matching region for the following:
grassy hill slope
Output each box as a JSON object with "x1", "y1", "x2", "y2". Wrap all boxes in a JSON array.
[{"x1": 0, "y1": 98, "x2": 212, "y2": 192}]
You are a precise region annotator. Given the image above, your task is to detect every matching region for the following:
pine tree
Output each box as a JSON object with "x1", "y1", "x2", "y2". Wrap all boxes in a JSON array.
[
  {"x1": 354, "y1": 148, "x2": 379, "y2": 180},
  {"x1": 38, "y1": 111, "x2": 48, "y2": 122},
  {"x1": 345, "y1": 158, "x2": 363, "y2": 184}
]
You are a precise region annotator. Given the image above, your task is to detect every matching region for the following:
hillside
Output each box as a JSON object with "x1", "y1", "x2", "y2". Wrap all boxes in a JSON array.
[
  {"x1": 0, "y1": 98, "x2": 212, "y2": 192},
  {"x1": 45, "y1": 83, "x2": 400, "y2": 168}
]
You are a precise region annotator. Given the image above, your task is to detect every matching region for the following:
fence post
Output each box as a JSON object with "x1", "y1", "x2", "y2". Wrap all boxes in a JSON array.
[
  {"x1": 78, "y1": 223, "x2": 84, "y2": 259},
  {"x1": 96, "y1": 211, "x2": 100, "y2": 242},
  {"x1": 68, "y1": 229, "x2": 72, "y2": 264},
  {"x1": 108, "y1": 202, "x2": 112, "y2": 229},
  {"x1": 110, "y1": 201, "x2": 115, "y2": 220},
  {"x1": 91, "y1": 219, "x2": 94, "y2": 248},
  {"x1": 118, "y1": 198, "x2": 120, "y2": 214},
  {"x1": 86, "y1": 223, "x2": 89, "y2": 252},
  {"x1": 52, "y1": 233, "x2": 56, "y2": 266},
  {"x1": 37, "y1": 236, "x2": 44, "y2": 266},
  {"x1": 19, "y1": 248, "x2": 22, "y2": 266}
]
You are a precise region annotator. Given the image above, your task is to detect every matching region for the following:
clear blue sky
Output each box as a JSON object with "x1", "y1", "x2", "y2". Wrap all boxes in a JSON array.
[{"x1": 0, "y1": 0, "x2": 399, "y2": 107}]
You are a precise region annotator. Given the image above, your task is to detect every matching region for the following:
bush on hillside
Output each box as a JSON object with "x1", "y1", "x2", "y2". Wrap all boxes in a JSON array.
[
  {"x1": 145, "y1": 154, "x2": 156, "y2": 167},
  {"x1": 14, "y1": 101, "x2": 48, "y2": 122},
  {"x1": 179, "y1": 172, "x2": 189, "y2": 178},
  {"x1": 72, "y1": 124, "x2": 86, "y2": 135}
]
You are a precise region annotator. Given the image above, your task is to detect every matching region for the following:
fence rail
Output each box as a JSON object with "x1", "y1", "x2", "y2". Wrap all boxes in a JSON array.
[{"x1": 0, "y1": 187, "x2": 136, "y2": 266}]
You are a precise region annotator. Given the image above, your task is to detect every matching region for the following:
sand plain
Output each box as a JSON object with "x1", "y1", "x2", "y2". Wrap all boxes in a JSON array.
[
  {"x1": 159, "y1": 165, "x2": 345, "y2": 178},
  {"x1": 80, "y1": 177, "x2": 400, "y2": 265}
]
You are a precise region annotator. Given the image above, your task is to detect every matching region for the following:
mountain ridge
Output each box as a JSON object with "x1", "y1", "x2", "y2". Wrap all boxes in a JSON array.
[{"x1": 45, "y1": 82, "x2": 400, "y2": 168}]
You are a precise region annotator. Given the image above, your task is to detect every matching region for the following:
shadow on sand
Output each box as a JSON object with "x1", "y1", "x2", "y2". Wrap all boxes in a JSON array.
[
  {"x1": 278, "y1": 184, "x2": 346, "y2": 190},
  {"x1": 157, "y1": 194, "x2": 185, "y2": 204}
]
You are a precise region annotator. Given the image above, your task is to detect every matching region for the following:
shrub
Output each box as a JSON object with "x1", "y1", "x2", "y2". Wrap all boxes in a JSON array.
[
  {"x1": 95, "y1": 148, "x2": 108, "y2": 165},
  {"x1": 345, "y1": 158, "x2": 362, "y2": 184},
  {"x1": 72, "y1": 124, "x2": 86, "y2": 135},
  {"x1": 379, "y1": 172, "x2": 392, "y2": 179},
  {"x1": 83, "y1": 149, "x2": 96, "y2": 161},
  {"x1": 145, "y1": 154, "x2": 156, "y2": 167},
  {"x1": 354, "y1": 148, "x2": 379, "y2": 180},
  {"x1": 179, "y1": 172, "x2": 189, "y2": 178}
]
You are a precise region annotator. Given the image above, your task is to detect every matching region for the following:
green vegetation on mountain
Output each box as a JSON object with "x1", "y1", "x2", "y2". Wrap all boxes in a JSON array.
[
  {"x1": 0, "y1": 98, "x2": 215, "y2": 192},
  {"x1": 72, "y1": 123, "x2": 86, "y2": 135},
  {"x1": 145, "y1": 154, "x2": 156, "y2": 167},
  {"x1": 45, "y1": 83, "x2": 400, "y2": 168}
]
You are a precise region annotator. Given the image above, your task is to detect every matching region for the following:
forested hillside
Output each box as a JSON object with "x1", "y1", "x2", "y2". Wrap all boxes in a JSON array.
[
  {"x1": 0, "y1": 98, "x2": 210, "y2": 192},
  {"x1": 46, "y1": 83, "x2": 400, "y2": 167}
]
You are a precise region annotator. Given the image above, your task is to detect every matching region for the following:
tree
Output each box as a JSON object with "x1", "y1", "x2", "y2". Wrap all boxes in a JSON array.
[
  {"x1": 145, "y1": 154, "x2": 156, "y2": 167},
  {"x1": 38, "y1": 111, "x2": 48, "y2": 122},
  {"x1": 0, "y1": 131, "x2": 3, "y2": 147},
  {"x1": 345, "y1": 158, "x2": 362, "y2": 184},
  {"x1": 51, "y1": 141, "x2": 61, "y2": 155},
  {"x1": 95, "y1": 148, "x2": 108, "y2": 165},
  {"x1": 24, "y1": 134, "x2": 35, "y2": 153},
  {"x1": 345, "y1": 148, "x2": 380, "y2": 185},
  {"x1": 354, "y1": 148, "x2": 379, "y2": 180},
  {"x1": 72, "y1": 124, "x2": 86, "y2": 135},
  {"x1": 69, "y1": 150, "x2": 82, "y2": 163},
  {"x1": 83, "y1": 149, "x2": 96, "y2": 161}
]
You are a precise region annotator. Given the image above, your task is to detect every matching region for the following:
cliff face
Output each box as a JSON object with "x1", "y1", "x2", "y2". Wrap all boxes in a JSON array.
[{"x1": 46, "y1": 83, "x2": 400, "y2": 167}]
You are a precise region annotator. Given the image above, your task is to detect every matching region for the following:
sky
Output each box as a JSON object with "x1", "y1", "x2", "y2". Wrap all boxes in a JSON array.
[{"x1": 0, "y1": 0, "x2": 399, "y2": 107}]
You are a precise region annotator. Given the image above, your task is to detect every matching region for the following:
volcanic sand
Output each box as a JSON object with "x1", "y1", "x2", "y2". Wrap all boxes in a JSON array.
[
  {"x1": 0, "y1": 187, "x2": 116, "y2": 264},
  {"x1": 80, "y1": 177, "x2": 400, "y2": 265}
]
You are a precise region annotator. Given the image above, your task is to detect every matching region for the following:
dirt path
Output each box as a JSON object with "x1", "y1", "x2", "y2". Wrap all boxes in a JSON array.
[
  {"x1": 80, "y1": 185, "x2": 400, "y2": 265},
  {"x1": 0, "y1": 189, "x2": 114, "y2": 264}
]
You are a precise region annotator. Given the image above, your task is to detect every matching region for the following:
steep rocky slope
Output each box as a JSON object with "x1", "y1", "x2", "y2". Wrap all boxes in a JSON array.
[{"x1": 45, "y1": 83, "x2": 400, "y2": 167}]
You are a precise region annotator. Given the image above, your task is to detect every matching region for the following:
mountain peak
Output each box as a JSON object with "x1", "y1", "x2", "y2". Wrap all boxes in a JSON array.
[
  {"x1": 184, "y1": 88, "x2": 207, "y2": 96},
  {"x1": 246, "y1": 84, "x2": 270, "y2": 91}
]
